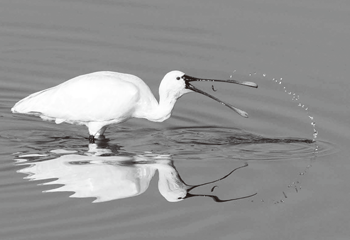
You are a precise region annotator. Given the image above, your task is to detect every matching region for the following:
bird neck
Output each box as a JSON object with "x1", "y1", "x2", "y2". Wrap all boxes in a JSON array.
[
  {"x1": 153, "y1": 96, "x2": 177, "y2": 122},
  {"x1": 145, "y1": 93, "x2": 177, "y2": 122}
]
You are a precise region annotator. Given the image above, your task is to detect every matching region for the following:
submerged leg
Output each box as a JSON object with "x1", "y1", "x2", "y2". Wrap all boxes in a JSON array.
[
  {"x1": 89, "y1": 135, "x2": 95, "y2": 143},
  {"x1": 87, "y1": 122, "x2": 108, "y2": 140}
]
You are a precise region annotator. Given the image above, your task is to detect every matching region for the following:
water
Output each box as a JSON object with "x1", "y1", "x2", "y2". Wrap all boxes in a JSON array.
[{"x1": 1, "y1": 0, "x2": 349, "y2": 239}]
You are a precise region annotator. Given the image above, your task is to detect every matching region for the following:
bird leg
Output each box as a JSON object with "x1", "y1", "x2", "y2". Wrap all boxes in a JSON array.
[{"x1": 88, "y1": 135, "x2": 95, "y2": 143}]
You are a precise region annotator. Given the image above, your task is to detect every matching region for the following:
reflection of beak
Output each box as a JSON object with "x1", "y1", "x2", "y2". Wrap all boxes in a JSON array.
[
  {"x1": 183, "y1": 74, "x2": 258, "y2": 118},
  {"x1": 157, "y1": 161, "x2": 257, "y2": 202}
]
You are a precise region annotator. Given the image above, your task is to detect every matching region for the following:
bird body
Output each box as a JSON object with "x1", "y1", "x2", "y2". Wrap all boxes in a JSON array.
[{"x1": 12, "y1": 70, "x2": 257, "y2": 142}]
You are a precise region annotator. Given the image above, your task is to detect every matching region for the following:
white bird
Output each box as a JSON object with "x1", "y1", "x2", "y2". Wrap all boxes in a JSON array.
[{"x1": 11, "y1": 70, "x2": 257, "y2": 142}]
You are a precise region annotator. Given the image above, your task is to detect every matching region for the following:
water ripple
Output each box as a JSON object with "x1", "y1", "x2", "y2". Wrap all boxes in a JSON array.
[
  {"x1": 159, "y1": 127, "x2": 335, "y2": 161},
  {"x1": 2, "y1": 126, "x2": 336, "y2": 162}
]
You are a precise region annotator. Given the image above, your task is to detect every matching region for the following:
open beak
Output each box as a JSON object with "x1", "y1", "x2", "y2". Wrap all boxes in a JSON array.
[{"x1": 183, "y1": 74, "x2": 258, "y2": 118}]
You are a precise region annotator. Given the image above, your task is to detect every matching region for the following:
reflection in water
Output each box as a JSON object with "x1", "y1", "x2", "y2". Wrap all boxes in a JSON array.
[
  {"x1": 8, "y1": 126, "x2": 333, "y2": 204},
  {"x1": 15, "y1": 143, "x2": 256, "y2": 203}
]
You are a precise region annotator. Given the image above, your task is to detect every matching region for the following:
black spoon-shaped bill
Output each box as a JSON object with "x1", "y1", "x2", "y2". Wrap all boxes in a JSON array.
[{"x1": 183, "y1": 74, "x2": 258, "y2": 118}]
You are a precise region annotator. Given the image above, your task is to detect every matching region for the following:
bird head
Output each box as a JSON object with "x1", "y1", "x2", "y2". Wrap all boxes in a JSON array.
[{"x1": 159, "y1": 70, "x2": 258, "y2": 118}]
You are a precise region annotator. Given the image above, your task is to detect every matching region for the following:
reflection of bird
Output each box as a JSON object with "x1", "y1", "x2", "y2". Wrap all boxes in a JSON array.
[
  {"x1": 15, "y1": 146, "x2": 256, "y2": 203},
  {"x1": 11, "y1": 71, "x2": 257, "y2": 142},
  {"x1": 17, "y1": 153, "x2": 157, "y2": 203}
]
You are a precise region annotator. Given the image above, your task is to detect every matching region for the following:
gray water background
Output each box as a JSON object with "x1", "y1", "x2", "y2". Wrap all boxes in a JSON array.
[{"x1": 0, "y1": 1, "x2": 349, "y2": 239}]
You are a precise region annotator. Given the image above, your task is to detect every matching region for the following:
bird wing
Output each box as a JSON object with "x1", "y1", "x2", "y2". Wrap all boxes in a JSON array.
[{"x1": 12, "y1": 72, "x2": 148, "y2": 123}]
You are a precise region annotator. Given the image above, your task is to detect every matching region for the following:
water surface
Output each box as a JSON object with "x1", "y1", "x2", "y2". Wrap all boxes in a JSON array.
[{"x1": 1, "y1": 0, "x2": 349, "y2": 239}]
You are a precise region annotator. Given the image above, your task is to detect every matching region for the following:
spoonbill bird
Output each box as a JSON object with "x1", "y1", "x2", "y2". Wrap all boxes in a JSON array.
[{"x1": 11, "y1": 70, "x2": 257, "y2": 142}]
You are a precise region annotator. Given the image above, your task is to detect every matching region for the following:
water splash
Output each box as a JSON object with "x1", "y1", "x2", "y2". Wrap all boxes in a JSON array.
[
  {"x1": 230, "y1": 71, "x2": 320, "y2": 204},
  {"x1": 261, "y1": 73, "x2": 319, "y2": 143},
  {"x1": 264, "y1": 73, "x2": 319, "y2": 204}
]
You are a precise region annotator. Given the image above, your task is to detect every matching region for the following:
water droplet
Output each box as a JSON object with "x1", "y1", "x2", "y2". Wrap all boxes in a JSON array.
[{"x1": 250, "y1": 71, "x2": 319, "y2": 201}]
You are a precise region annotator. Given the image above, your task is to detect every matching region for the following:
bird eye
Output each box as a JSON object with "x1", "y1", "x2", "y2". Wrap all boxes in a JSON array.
[{"x1": 176, "y1": 77, "x2": 181, "y2": 80}]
